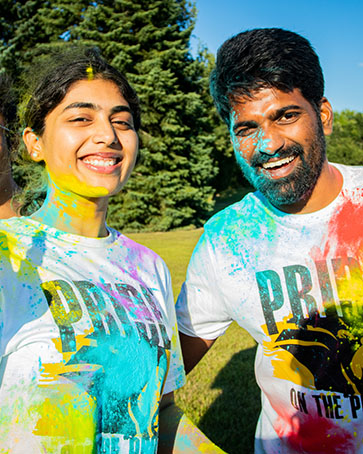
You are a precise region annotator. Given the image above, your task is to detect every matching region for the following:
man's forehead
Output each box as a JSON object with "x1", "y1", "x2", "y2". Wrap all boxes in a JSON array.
[
  {"x1": 231, "y1": 87, "x2": 304, "y2": 105},
  {"x1": 229, "y1": 87, "x2": 310, "y2": 119}
]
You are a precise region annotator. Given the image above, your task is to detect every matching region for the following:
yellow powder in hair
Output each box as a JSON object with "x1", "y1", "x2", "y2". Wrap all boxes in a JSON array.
[{"x1": 86, "y1": 66, "x2": 94, "y2": 81}]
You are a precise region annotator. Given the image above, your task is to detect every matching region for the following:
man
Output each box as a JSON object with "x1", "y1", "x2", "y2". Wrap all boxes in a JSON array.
[
  {"x1": 0, "y1": 72, "x2": 18, "y2": 218},
  {"x1": 176, "y1": 28, "x2": 363, "y2": 453}
]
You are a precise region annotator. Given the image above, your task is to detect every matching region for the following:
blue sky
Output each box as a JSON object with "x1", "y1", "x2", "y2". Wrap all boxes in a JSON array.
[{"x1": 191, "y1": 0, "x2": 363, "y2": 112}]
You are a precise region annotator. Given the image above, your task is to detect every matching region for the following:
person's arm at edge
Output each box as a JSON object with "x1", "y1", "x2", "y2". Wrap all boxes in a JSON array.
[
  {"x1": 178, "y1": 332, "x2": 216, "y2": 374},
  {"x1": 158, "y1": 391, "x2": 226, "y2": 454}
]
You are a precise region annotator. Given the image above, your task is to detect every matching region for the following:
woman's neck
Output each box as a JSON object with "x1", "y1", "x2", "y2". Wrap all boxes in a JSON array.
[
  {"x1": 0, "y1": 172, "x2": 19, "y2": 219},
  {"x1": 30, "y1": 184, "x2": 109, "y2": 238}
]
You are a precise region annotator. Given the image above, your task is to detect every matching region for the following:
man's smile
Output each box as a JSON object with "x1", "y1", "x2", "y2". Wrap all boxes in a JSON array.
[{"x1": 262, "y1": 155, "x2": 296, "y2": 170}]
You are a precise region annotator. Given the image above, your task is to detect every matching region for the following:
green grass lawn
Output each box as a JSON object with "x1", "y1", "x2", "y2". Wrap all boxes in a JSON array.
[{"x1": 128, "y1": 228, "x2": 261, "y2": 454}]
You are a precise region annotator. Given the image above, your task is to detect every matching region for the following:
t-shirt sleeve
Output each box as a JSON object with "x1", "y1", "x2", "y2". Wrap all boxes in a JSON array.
[
  {"x1": 0, "y1": 237, "x2": 10, "y2": 359},
  {"x1": 0, "y1": 287, "x2": 4, "y2": 359},
  {"x1": 157, "y1": 261, "x2": 186, "y2": 395},
  {"x1": 175, "y1": 231, "x2": 233, "y2": 340}
]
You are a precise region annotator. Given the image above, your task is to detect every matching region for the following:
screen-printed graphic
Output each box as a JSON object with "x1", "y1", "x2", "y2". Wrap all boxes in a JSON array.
[{"x1": 32, "y1": 279, "x2": 170, "y2": 454}]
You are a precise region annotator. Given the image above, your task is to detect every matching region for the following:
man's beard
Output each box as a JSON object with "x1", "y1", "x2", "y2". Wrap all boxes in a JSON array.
[{"x1": 235, "y1": 125, "x2": 326, "y2": 208}]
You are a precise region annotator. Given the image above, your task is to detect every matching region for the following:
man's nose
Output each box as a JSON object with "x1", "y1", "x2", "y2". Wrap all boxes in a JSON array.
[{"x1": 256, "y1": 127, "x2": 284, "y2": 155}]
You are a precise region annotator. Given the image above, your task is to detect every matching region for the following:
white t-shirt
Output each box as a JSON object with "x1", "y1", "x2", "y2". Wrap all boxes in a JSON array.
[
  {"x1": 176, "y1": 164, "x2": 363, "y2": 454},
  {"x1": 0, "y1": 217, "x2": 185, "y2": 454}
]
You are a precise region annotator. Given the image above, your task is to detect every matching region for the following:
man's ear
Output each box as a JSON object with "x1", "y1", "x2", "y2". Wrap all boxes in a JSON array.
[
  {"x1": 23, "y1": 127, "x2": 44, "y2": 162},
  {"x1": 319, "y1": 97, "x2": 333, "y2": 136}
]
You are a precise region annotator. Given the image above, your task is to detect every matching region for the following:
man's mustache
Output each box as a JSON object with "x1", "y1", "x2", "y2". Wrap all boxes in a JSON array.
[{"x1": 250, "y1": 145, "x2": 304, "y2": 168}]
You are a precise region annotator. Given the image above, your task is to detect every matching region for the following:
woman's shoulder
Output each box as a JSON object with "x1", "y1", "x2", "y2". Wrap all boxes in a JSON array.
[
  {"x1": 0, "y1": 216, "x2": 30, "y2": 238},
  {"x1": 111, "y1": 228, "x2": 169, "y2": 272},
  {"x1": 0, "y1": 217, "x2": 45, "y2": 259}
]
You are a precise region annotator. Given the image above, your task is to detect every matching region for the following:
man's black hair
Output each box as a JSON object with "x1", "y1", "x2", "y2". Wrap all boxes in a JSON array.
[{"x1": 210, "y1": 28, "x2": 325, "y2": 126}]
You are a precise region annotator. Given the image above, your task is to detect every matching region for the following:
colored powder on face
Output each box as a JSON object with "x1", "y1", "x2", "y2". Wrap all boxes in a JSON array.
[
  {"x1": 48, "y1": 169, "x2": 109, "y2": 198},
  {"x1": 253, "y1": 127, "x2": 271, "y2": 153},
  {"x1": 229, "y1": 109, "x2": 271, "y2": 158}
]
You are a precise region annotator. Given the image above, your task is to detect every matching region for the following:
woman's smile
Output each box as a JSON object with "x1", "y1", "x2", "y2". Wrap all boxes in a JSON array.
[{"x1": 80, "y1": 152, "x2": 123, "y2": 173}]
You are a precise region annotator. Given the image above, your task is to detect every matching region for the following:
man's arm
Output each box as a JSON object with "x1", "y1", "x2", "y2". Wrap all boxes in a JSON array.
[
  {"x1": 179, "y1": 332, "x2": 216, "y2": 374},
  {"x1": 158, "y1": 392, "x2": 226, "y2": 453}
]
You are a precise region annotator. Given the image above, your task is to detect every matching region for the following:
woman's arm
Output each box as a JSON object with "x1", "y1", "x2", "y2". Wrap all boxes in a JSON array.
[{"x1": 158, "y1": 392, "x2": 227, "y2": 454}]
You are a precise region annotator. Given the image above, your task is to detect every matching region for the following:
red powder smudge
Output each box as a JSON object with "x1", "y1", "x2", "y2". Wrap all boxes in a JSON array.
[
  {"x1": 324, "y1": 189, "x2": 363, "y2": 258},
  {"x1": 275, "y1": 414, "x2": 355, "y2": 454}
]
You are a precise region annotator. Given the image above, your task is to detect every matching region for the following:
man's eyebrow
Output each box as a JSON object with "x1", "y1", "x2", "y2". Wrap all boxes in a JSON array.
[
  {"x1": 232, "y1": 105, "x2": 304, "y2": 131},
  {"x1": 232, "y1": 120, "x2": 258, "y2": 133},
  {"x1": 270, "y1": 105, "x2": 303, "y2": 120}
]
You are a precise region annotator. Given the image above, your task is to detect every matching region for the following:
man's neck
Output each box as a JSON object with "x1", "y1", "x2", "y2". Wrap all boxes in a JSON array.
[{"x1": 274, "y1": 162, "x2": 343, "y2": 215}]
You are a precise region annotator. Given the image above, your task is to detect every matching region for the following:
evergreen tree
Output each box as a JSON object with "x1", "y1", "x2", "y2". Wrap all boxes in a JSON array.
[
  {"x1": 72, "y1": 0, "x2": 218, "y2": 230},
  {"x1": 0, "y1": 1, "x2": 84, "y2": 82},
  {"x1": 189, "y1": 45, "x2": 250, "y2": 207},
  {"x1": 0, "y1": 0, "x2": 224, "y2": 231}
]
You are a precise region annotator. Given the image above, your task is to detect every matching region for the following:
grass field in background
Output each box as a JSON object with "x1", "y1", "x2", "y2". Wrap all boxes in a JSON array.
[
  {"x1": 128, "y1": 228, "x2": 204, "y2": 297},
  {"x1": 128, "y1": 228, "x2": 261, "y2": 454}
]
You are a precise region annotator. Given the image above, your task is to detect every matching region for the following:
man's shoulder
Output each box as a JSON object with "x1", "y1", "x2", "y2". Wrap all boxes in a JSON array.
[
  {"x1": 204, "y1": 191, "x2": 265, "y2": 238},
  {"x1": 334, "y1": 163, "x2": 363, "y2": 186}
]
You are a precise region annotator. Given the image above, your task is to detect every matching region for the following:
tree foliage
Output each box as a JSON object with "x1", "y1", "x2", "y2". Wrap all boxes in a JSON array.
[
  {"x1": 0, "y1": 1, "x2": 86, "y2": 82},
  {"x1": 2, "y1": 1, "x2": 358, "y2": 231},
  {"x1": 327, "y1": 110, "x2": 363, "y2": 166},
  {"x1": 0, "y1": 0, "x2": 231, "y2": 231}
]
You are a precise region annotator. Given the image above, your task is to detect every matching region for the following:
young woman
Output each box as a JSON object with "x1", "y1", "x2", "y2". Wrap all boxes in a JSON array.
[{"x1": 0, "y1": 50, "x2": 224, "y2": 454}]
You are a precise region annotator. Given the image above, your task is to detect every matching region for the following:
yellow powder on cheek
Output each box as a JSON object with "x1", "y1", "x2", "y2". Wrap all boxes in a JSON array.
[{"x1": 48, "y1": 170, "x2": 110, "y2": 198}]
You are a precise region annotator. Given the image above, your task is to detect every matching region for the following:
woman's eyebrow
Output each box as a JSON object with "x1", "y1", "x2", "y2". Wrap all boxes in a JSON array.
[
  {"x1": 62, "y1": 102, "x2": 131, "y2": 115},
  {"x1": 63, "y1": 102, "x2": 97, "y2": 112},
  {"x1": 110, "y1": 105, "x2": 132, "y2": 115}
]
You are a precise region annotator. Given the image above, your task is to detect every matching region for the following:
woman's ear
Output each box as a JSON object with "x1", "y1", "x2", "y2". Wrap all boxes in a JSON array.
[
  {"x1": 319, "y1": 97, "x2": 334, "y2": 136},
  {"x1": 23, "y1": 127, "x2": 44, "y2": 161}
]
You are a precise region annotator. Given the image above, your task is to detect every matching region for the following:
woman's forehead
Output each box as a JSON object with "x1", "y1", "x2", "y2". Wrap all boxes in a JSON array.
[{"x1": 61, "y1": 79, "x2": 129, "y2": 107}]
